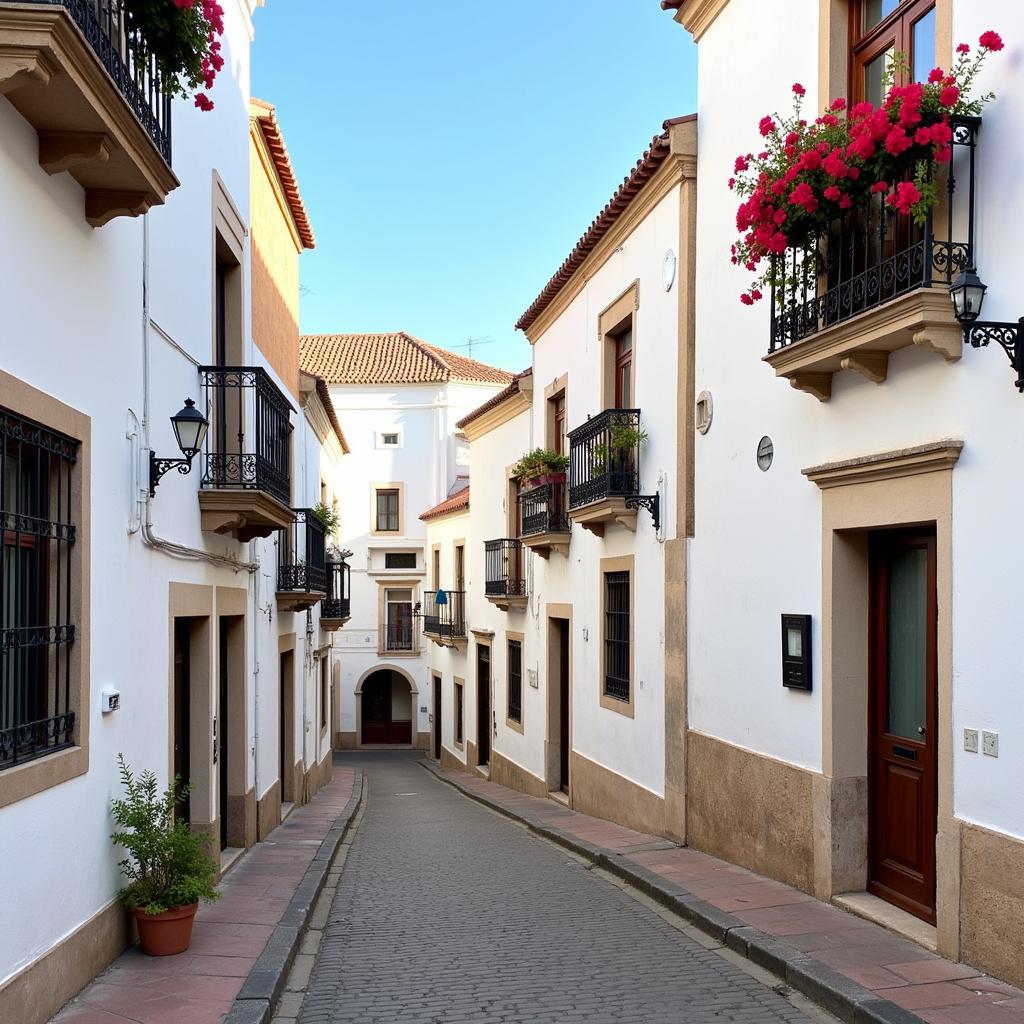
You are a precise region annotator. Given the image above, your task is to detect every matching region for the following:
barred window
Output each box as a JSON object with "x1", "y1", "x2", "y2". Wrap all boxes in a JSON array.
[
  {"x1": 507, "y1": 639, "x2": 522, "y2": 724},
  {"x1": 603, "y1": 571, "x2": 630, "y2": 702},
  {"x1": 1, "y1": 408, "x2": 78, "y2": 771},
  {"x1": 455, "y1": 681, "x2": 464, "y2": 744},
  {"x1": 375, "y1": 489, "x2": 399, "y2": 532}
]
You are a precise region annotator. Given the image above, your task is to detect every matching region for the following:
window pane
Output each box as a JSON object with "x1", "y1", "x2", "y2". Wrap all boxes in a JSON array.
[
  {"x1": 864, "y1": 48, "x2": 893, "y2": 107},
  {"x1": 604, "y1": 571, "x2": 630, "y2": 701},
  {"x1": 886, "y1": 547, "x2": 927, "y2": 740},
  {"x1": 387, "y1": 589, "x2": 412, "y2": 603},
  {"x1": 862, "y1": 0, "x2": 899, "y2": 31},
  {"x1": 911, "y1": 8, "x2": 936, "y2": 83},
  {"x1": 617, "y1": 329, "x2": 632, "y2": 355}
]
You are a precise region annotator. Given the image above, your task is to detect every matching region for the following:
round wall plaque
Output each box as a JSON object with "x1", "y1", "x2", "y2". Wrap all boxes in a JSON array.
[{"x1": 757, "y1": 436, "x2": 774, "y2": 472}]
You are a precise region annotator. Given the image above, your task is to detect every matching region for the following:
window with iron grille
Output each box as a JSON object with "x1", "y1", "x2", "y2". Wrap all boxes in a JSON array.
[
  {"x1": 376, "y1": 489, "x2": 399, "y2": 532},
  {"x1": 507, "y1": 639, "x2": 522, "y2": 724},
  {"x1": 603, "y1": 571, "x2": 630, "y2": 702},
  {"x1": 455, "y1": 681, "x2": 464, "y2": 744},
  {"x1": 1, "y1": 407, "x2": 78, "y2": 771},
  {"x1": 384, "y1": 551, "x2": 416, "y2": 569},
  {"x1": 320, "y1": 657, "x2": 328, "y2": 731}
]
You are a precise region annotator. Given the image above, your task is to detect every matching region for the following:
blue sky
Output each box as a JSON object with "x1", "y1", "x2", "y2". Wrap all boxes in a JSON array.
[{"x1": 252, "y1": 2, "x2": 697, "y2": 373}]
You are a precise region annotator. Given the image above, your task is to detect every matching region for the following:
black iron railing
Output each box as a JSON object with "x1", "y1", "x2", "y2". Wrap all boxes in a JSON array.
[
  {"x1": 422, "y1": 590, "x2": 466, "y2": 641},
  {"x1": 1, "y1": 407, "x2": 78, "y2": 771},
  {"x1": 277, "y1": 510, "x2": 326, "y2": 596},
  {"x1": 384, "y1": 619, "x2": 413, "y2": 652},
  {"x1": 519, "y1": 481, "x2": 570, "y2": 537},
  {"x1": 200, "y1": 367, "x2": 293, "y2": 507},
  {"x1": 23, "y1": 0, "x2": 173, "y2": 162},
  {"x1": 322, "y1": 557, "x2": 351, "y2": 621},
  {"x1": 485, "y1": 539, "x2": 526, "y2": 599},
  {"x1": 769, "y1": 116, "x2": 980, "y2": 352},
  {"x1": 567, "y1": 409, "x2": 641, "y2": 510}
]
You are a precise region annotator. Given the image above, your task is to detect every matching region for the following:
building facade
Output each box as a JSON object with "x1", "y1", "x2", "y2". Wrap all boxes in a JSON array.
[
  {"x1": 299, "y1": 334, "x2": 511, "y2": 753},
  {"x1": 426, "y1": 116, "x2": 698, "y2": 836},
  {"x1": 670, "y1": 0, "x2": 1024, "y2": 987},
  {"x1": 0, "y1": 6, "x2": 344, "y2": 1020}
]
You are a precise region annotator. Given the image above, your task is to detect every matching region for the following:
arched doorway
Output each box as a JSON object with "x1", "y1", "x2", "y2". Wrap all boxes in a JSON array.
[{"x1": 360, "y1": 669, "x2": 413, "y2": 745}]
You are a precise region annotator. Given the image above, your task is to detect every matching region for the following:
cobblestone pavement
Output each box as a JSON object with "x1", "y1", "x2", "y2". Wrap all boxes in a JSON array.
[{"x1": 296, "y1": 752, "x2": 827, "y2": 1024}]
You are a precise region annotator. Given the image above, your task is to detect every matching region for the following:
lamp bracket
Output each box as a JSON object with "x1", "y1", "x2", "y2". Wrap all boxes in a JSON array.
[
  {"x1": 149, "y1": 451, "x2": 196, "y2": 496},
  {"x1": 624, "y1": 492, "x2": 660, "y2": 531},
  {"x1": 964, "y1": 318, "x2": 1024, "y2": 392}
]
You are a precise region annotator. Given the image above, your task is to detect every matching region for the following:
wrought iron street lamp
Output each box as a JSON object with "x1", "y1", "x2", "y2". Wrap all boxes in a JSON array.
[
  {"x1": 950, "y1": 268, "x2": 1024, "y2": 391},
  {"x1": 149, "y1": 398, "x2": 209, "y2": 494}
]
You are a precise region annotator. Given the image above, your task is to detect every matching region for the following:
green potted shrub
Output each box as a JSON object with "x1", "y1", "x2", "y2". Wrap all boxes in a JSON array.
[
  {"x1": 110, "y1": 755, "x2": 219, "y2": 956},
  {"x1": 593, "y1": 419, "x2": 648, "y2": 470},
  {"x1": 512, "y1": 448, "x2": 570, "y2": 488},
  {"x1": 311, "y1": 501, "x2": 341, "y2": 542}
]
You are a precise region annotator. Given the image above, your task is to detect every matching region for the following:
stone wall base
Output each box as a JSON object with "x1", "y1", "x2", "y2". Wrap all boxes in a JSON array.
[
  {"x1": 490, "y1": 749, "x2": 549, "y2": 798},
  {"x1": 569, "y1": 750, "x2": 665, "y2": 836},
  {"x1": 257, "y1": 777, "x2": 281, "y2": 840}
]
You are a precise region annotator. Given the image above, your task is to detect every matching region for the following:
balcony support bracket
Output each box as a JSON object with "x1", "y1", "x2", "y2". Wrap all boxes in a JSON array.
[
  {"x1": 624, "y1": 492, "x2": 660, "y2": 532},
  {"x1": 39, "y1": 131, "x2": 111, "y2": 174},
  {"x1": 839, "y1": 351, "x2": 889, "y2": 384}
]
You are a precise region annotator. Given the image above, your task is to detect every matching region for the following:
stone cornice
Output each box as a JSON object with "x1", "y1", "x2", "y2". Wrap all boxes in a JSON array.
[
  {"x1": 803, "y1": 439, "x2": 964, "y2": 489},
  {"x1": 676, "y1": 0, "x2": 731, "y2": 41}
]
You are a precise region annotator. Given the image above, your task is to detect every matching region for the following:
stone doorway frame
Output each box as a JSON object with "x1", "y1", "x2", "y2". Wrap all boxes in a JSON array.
[{"x1": 354, "y1": 664, "x2": 418, "y2": 748}]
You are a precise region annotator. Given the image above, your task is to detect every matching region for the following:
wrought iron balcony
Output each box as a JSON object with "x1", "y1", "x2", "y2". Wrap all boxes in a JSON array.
[
  {"x1": 1, "y1": 1, "x2": 177, "y2": 224},
  {"x1": 320, "y1": 557, "x2": 351, "y2": 629},
  {"x1": 197, "y1": 367, "x2": 295, "y2": 539},
  {"x1": 485, "y1": 539, "x2": 526, "y2": 609},
  {"x1": 566, "y1": 409, "x2": 642, "y2": 534},
  {"x1": 276, "y1": 510, "x2": 326, "y2": 612},
  {"x1": 422, "y1": 590, "x2": 467, "y2": 647},
  {"x1": 765, "y1": 117, "x2": 980, "y2": 398},
  {"x1": 384, "y1": 620, "x2": 414, "y2": 652},
  {"x1": 518, "y1": 481, "x2": 570, "y2": 557}
]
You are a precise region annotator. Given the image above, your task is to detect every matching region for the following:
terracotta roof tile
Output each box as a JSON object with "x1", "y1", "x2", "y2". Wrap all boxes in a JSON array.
[
  {"x1": 515, "y1": 116, "x2": 695, "y2": 333},
  {"x1": 299, "y1": 333, "x2": 514, "y2": 386},
  {"x1": 455, "y1": 368, "x2": 532, "y2": 430},
  {"x1": 251, "y1": 98, "x2": 315, "y2": 250},
  {"x1": 419, "y1": 485, "x2": 470, "y2": 521},
  {"x1": 661, "y1": 1, "x2": 685, "y2": 9}
]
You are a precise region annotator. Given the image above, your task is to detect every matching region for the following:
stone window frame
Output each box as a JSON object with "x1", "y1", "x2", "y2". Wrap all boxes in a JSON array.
[
  {"x1": 370, "y1": 482, "x2": 404, "y2": 537},
  {"x1": 0, "y1": 370, "x2": 91, "y2": 810},
  {"x1": 598, "y1": 280, "x2": 639, "y2": 412}
]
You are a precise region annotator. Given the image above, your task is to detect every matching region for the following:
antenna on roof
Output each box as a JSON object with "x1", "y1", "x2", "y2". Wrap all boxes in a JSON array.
[{"x1": 451, "y1": 336, "x2": 496, "y2": 359}]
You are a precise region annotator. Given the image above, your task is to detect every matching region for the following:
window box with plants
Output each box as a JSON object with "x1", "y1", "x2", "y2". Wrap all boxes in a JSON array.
[
  {"x1": 516, "y1": 450, "x2": 572, "y2": 556},
  {"x1": 511, "y1": 448, "x2": 570, "y2": 489},
  {"x1": 110, "y1": 756, "x2": 219, "y2": 956}
]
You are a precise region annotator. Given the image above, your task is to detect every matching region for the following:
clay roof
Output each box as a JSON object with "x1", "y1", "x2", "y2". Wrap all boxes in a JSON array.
[
  {"x1": 455, "y1": 368, "x2": 532, "y2": 430},
  {"x1": 419, "y1": 485, "x2": 470, "y2": 522},
  {"x1": 299, "y1": 333, "x2": 514, "y2": 387},
  {"x1": 251, "y1": 98, "x2": 315, "y2": 250},
  {"x1": 660, "y1": 1, "x2": 685, "y2": 9},
  {"x1": 515, "y1": 116, "x2": 696, "y2": 334}
]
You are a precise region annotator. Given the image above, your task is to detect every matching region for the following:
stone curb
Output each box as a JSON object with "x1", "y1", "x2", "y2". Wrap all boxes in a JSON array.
[
  {"x1": 224, "y1": 771, "x2": 365, "y2": 1024},
  {"x1": 421, "y1": 759, "x2": 922, "y2": 1024}
]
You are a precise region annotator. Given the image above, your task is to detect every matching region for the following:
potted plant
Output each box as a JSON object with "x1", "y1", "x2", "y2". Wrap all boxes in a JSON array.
[
  {"x1": 593, "y1": 419, "x2": 648, "y2": 471},
  {"x1": 311, "y1": 501, "x2": 341, "y2": 542},
  {"x1": 110, "y1": 755, "x2": 219, "y2": 956},
  {"x1": 512, "y1": 448, "x2": 570, "y2": 488}
]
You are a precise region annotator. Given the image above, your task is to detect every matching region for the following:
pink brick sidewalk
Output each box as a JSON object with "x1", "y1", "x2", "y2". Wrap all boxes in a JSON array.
[
  {"x1": 51, "y1": 766, "x2": 357, "y2": 1024},
  {"x1": 433, "y1": 765, "x2": 1024, "y2": 1024}
]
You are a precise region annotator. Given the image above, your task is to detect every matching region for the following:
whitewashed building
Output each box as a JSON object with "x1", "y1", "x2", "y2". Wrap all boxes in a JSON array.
[
  {"x1": 299, "y1": 334, "x2": 511, "y2": 752},
  {"x1": 668, "y1": 0, "x2": 1024, "y2": 987},
  {"x1": 0, "y1": 5, "x2": 344, "y2": 1020},
  {"x1": 430, "y1": 117, "x2": 698, "y2": 836}
]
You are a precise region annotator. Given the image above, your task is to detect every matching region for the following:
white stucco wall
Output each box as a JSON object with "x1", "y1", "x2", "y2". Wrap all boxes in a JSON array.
[{"x1": 690, "y1": 0, "x2": 1024, "y2": 839}]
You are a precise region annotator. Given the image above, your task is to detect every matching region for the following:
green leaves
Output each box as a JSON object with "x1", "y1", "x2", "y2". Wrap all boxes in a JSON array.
[
  {"x1": 110, "y1": 755, "x2": 219, "y2": 917},
  {"x1": 512, "y1": 448, "x2": 570, "y2": 481}
]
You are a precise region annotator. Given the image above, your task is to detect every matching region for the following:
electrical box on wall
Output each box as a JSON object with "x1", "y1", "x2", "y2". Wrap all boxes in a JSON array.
[
  {"x1": 101, "y1": 688, "x2": 120, "y2": 713},
  {"x1": 781, "y1": 614, "x2": 812, "y2": 692}
]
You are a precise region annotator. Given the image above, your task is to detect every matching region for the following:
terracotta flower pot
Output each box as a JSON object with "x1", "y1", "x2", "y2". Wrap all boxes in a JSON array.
[{"x1": 132, "y1": 902, "x2": 199, "y2": 956}]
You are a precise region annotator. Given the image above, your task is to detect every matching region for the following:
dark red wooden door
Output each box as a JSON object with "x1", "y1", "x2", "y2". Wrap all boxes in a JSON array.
[{"x1": 868, "y1": 528, "x2": 938, "y2": 923}]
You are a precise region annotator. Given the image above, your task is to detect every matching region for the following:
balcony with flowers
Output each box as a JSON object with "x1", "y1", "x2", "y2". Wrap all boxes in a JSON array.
[
  {"x1": 730, "y1": 35, "x2": 1003, "y2": 400},
  {"x1": 0, "y1": 0, "x2": 225, "y2": 224}
]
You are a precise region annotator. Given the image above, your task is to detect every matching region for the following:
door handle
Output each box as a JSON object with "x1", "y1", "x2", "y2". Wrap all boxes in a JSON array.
[{"x1": 917, "y1": 725, "x2": 926, "y2": 735}]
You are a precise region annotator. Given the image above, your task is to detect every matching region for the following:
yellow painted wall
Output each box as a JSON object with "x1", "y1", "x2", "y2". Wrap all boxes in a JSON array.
[{"x1": 249, "y1": 122, "x2": 301, "y2": 401}]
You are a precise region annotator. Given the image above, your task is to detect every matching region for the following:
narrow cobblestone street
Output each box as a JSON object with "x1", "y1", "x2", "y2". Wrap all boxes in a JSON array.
[{"x1": 293, "y1": 752, "x2": 827, "y2": 1024}]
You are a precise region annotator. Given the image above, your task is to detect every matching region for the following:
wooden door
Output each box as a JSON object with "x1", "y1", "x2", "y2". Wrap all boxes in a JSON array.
[
  {"x1": 433, "y1": 677, "x2": 442, "y2": 759},
  {"x1": 477, "y1": 644, "x2": 491, "y2": 766},
  {"x1": 218, "y1": 618, "x2": 229, "y2": 850},
  {"x1": 868, "y1": 528, "x2": 938, "y2": 923},
  {"x1": 558, "y1": 619, "x2": 570, "y2": 791},
  {"x1": 173, "y1": 619, "x2": 191, "y2": 824}
]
